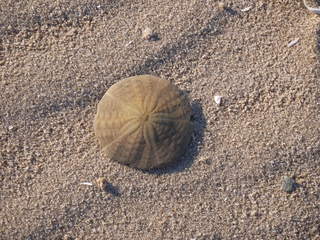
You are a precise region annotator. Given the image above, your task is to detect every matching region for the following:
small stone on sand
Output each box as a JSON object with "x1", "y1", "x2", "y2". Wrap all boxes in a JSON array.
[
  {"x1": 96, "y1": 177, "x2": 108, "y2": 191},
  {"x1": 218, "y1": 2, "x2": 226, "y2": 10},
  {"x1": 142, "y1": 27, "x2": 159, "y2": 41},
  {"x1": 282, "y1": 176, "x2": 296, "y2": 193}
]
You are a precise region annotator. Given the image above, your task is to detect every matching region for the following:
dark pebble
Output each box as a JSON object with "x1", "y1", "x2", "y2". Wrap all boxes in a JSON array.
[{"x1": 282, "y1": 176, "x2": 296, "y2": 193}]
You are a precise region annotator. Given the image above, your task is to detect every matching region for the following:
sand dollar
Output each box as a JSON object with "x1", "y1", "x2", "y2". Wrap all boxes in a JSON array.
[{"x1": 94, "y1": 75, "x2": 193, "y2": 170}]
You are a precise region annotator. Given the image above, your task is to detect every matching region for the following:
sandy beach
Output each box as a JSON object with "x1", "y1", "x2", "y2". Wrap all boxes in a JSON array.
[{"x1": 1, "y1": 0, "x2": 320, "y2": 239}]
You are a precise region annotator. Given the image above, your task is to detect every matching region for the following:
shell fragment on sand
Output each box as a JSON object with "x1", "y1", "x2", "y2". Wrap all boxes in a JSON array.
[
  {"x1": 241, "y1": 6, "x2": 252, "y2": 12},
  {"x1": 80, "y1": 182, "x2": 93, "y2": 186},
  {"x1": 303, "y1": 0, "x2": 320, "y2": 14},
  {"x1": 288, "y1": 38, "x2": 300, "y2": 47},
  {"x1": 214, "y1": 95, "x2": 222, "y2": 105}
]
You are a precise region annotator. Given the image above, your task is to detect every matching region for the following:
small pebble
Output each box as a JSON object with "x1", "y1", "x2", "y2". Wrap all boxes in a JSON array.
[
  {"x1": 8, "y1": 125, "x2": 14, "y2": 130},
  {"x1": 96, "y1": 177, "x2": 108, "y2": 191},
  {"x1": 142, "y1": 27, "x2": 159, "y2": 41},
  {"x1": 218, "y1": 2, "x2": 226, "y2": 10},
  {"x1": 282, "y1": 176, "x2": 296, "y2": 193},
  {"x1": 204, "y1": 158, "x2": 212, "y2": 165}
]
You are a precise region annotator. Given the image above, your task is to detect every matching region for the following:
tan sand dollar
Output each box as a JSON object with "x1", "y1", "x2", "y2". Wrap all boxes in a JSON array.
[{"x1": 94, "y1": 75, "x2": 193, "y2": 170}]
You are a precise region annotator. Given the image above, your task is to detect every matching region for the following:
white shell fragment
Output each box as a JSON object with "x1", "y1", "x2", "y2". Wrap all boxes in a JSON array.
[
  {"x1": 303, "y1": 0, "x2": 320, "y2": 15},
  {"x1": 80, "y1": 182, "x2": 93, "y2": 186},
  {"x1": 288, "y1": 38, "x2": 299, "y2": 47},
  {"x1": 125, "y1": 40, "x2": 133, "y2": 47},
  {"x1": 241, "y1": 6, "x2": 252, "y2": 12},
  {"x1": 214, "y1": 95, "x2": 222, "y2": 105}
]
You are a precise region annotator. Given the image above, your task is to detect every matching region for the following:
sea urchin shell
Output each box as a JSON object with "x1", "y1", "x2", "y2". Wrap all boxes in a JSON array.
[{"x1": 94, "y1": 75, "x2": 193, "y2": 170}]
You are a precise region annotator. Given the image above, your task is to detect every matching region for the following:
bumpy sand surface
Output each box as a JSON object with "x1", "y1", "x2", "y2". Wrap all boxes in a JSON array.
[{"x1": 1, "y1": 0, "x2": 320, "y2": 239}]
